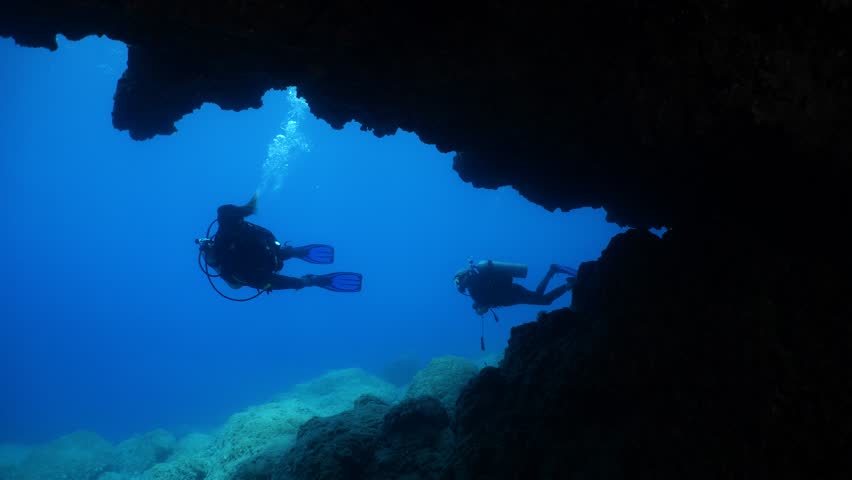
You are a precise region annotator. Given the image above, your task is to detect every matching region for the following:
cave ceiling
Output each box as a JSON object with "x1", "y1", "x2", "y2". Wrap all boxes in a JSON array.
[{"x1": 3, "y1": 1, "x2": 850, "y2": 230}]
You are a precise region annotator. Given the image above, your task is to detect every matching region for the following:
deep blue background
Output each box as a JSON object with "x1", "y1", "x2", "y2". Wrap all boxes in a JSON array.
[{"x1": 0, "y1": 35, "x2": 625, "y2": 444}]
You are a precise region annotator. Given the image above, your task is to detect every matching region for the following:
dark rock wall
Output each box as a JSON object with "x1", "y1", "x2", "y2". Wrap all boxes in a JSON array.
[
  {"x1": 3, "y1": 1, "x2": 850, "y2": 229},
  {"x1": 451, "y1": 229, "x2": 852, "y2": 479}
]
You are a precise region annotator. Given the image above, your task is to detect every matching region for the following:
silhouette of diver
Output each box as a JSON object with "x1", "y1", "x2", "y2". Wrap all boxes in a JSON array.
[
  {"x1": 196, "y1": 194, "x2": 362, "y2": 299},
  {"x1": 454, "y1": 260, "x2": 576, "y2": 316}
]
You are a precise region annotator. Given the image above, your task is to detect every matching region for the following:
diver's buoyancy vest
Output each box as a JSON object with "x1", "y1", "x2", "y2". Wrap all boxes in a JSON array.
[{"x1": 215, "y1": 221, "x2": 283, "y2": 273}]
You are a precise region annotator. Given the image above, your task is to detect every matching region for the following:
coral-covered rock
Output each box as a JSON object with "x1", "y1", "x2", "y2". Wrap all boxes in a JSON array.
[
  {"x1": 96, "y1": 473, "x2": 129, "y2": 480},
  {"x1": 172, "y1": 433, "x2": 211, "y2": 457},
  {"x1": 203, "y1": 397, "x2": 315, "y2": 480},
  {"x1": 368, "y1": 396, "x2": 454, "y2": 480},
  {"x1": 135, "y1": 432, "x2": 211, "y2": 480},
  {"x1": 274, "y1": 395, "x2": 454, "y2": 480},
  {"x1": 405, "y1": 356, "x2": 478, "y2": 418},
  {"x1": 114, "y1": 429, "x2": 176, "y2": 474},
  {"x1": 10, "y1": 431, "x2": 116, "y2": 480},
  {"x1": 285, "y1": 368, "x2": 401, "y2": 415},
  {"x1": 354, "y1": 394, "x2": 390, "y2": 409},
  {"x1": 381, "y1": 396, "x2": 449, "y2": 447},
  {"x1": 274, "y1": 396, "x2": 391, "y2": 480},
  {"x1": 139, "y1": 455, "x2": 207, "y2": 480},
  {"x1": 0, "y1": 443, "x2": 29, "y2": 472},
  {"x1": 204, "y1": 368, "x2": 398, "y2": 479}
]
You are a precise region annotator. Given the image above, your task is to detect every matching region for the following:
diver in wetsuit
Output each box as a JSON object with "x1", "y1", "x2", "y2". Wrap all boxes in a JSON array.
[
  {"x1": 197, "y1": 194, "x2": 362, "y2": 296},
  {"x1": 454, "y1": 260, "x2": 576, "y2": 316}
]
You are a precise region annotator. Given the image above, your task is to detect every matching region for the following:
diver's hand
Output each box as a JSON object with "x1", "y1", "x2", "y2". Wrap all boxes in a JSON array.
[
  {"x1": 566, "y1": 277, "x2": 578, "y2": 289},
  {"x1": 474, "y1": 304, "x2": 489, "y2": 316}
]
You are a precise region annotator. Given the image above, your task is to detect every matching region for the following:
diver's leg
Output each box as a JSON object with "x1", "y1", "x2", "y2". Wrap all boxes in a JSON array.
[
  {"x1": 266, "y1": 274, "x2": 308, "y2": 290},
  {"x1": 278, "y1": 243, "x2": 319, "y2": 261},
  {"x1": 535, "y1": 266, "x2": 558, "y2": 295},
  {"x1": 240, "y1": 273, "x2": 307, "y2": 291},
  {"x1": 512, "y1": 281, "x2": 572, "y2": 306},
  {"x1": 506, "y1": 284, "x2": 543, "y2": 306},
  {"x1": 540, "y1": 283, "x2": 571, "y2": 305},
  {"x1": 278, "y1": 244, "x2": 299, "y2": 261},
  {"x1": 278, "y1": 244, "x2": 334, "y2": 264}
]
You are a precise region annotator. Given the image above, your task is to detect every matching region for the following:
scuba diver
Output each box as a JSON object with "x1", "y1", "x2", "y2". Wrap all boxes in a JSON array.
[
  {"x1": 196, "y1": 194, "x2": 362, "y2": 301},
  {"x1": 454, "y1": 259, "x2": 577, "y2": 349},
  {"x1": 454, "y1": 259, "x2": 577, "y2": 315}
]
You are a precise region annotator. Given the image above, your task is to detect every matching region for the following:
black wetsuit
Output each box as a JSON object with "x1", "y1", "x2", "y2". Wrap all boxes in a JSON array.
[
  {"x1": 466, "y1": 265, "x2": 570, "y2": 312},
  {"x1": 207, "y1": 203, "x2": 306, "y2": 291}
]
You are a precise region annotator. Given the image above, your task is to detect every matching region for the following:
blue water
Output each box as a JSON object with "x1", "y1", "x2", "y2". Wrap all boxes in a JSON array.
[{"x1": 0, "y1": 35, "x2": 625, "y2": 444}]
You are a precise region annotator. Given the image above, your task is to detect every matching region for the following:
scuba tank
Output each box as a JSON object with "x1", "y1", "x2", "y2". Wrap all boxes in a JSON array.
[{"x1": 474, "y1": 260, "x2": 528, "y2": 278}]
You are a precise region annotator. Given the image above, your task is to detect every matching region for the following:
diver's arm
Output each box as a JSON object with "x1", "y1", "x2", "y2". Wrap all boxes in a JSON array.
[{"x1": 217, "y1": 194, "x2": 258, "y2": 224}]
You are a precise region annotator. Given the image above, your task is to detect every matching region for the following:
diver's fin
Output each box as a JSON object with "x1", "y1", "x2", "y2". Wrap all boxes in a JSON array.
[
  {"x1": 297, "y1": 244, "x2": 335, "y2": 264},
  {"x1": 317, "y1": 272, "x2": 362, "y2": 292},
  {"x1": 550, "y1": 264, "x2": 578, "y2": 276}
]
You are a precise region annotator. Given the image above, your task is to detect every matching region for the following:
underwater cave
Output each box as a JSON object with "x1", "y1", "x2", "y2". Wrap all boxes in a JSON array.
[{"x1": 1, "y1": 1, "x2": 851, "y2": 479}]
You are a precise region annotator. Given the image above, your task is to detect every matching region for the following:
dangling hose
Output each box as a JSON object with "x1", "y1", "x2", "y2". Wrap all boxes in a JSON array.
[
  {"x1": 480, "y1": 308, "x2": 500, "y2": 351},
  {"x1": 197, "y1": 218, "x2": 265, "y2": 302},
  {"x1": 481, "y1": 314, "x2": 485, "y2": 351},
  {"x1": 456, "y1": 266, "x2": 497, "y2": 350}
]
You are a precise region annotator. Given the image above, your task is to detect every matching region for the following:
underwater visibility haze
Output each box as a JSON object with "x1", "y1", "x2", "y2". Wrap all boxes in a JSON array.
[{"x1": 0, "y1": 34, "x2": 625, "y2": 476}]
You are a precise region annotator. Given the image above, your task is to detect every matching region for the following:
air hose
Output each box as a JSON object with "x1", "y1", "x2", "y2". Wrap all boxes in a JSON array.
[{"x1": 197, "y1": 218, "x2": 265, "y2": 302}]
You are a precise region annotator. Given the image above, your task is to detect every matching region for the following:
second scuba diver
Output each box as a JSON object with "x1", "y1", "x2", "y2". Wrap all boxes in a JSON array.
[
  {"x1": 454, "y1": 259, "x2": 576, "y2": 316},
  {"x1": 196, "y1": 194, "x2": 362, "y2": 299}
]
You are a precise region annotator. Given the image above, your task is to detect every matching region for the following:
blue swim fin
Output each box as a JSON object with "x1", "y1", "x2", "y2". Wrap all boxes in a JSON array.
[
  {"x1": 297, "y1": 244, "x2": 335, "y2": 264},
  {"x1": 551, "y1": 264, "x2": 578, "y2": 276},
  {"x1": 318, "y1": 272, "x2": 362, "y2": 292}
]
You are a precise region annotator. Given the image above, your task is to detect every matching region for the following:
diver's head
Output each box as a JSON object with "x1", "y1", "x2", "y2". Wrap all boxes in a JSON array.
[{"x1": 454, "y1": 268, "x2": 472, "y2": 293}]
